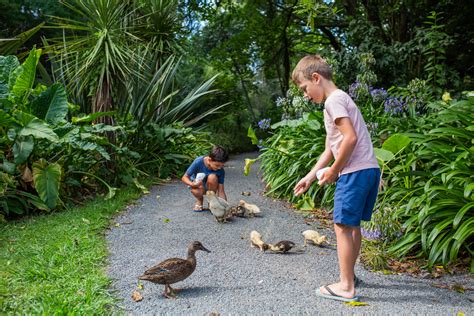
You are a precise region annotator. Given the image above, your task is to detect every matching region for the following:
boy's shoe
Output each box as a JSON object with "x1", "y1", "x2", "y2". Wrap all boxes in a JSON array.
[
  {"x1": 316, "y1": 286, "x2": 360, "y2": 302},
  {"x1": 193, "y1": 204, "x2": 206, "y2": 212}
]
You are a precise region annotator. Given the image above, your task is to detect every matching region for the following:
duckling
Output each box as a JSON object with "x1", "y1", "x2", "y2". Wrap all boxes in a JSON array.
[
  {"x1": 239, "y1": 200, "x2": 261, "y2": 217},
  {"x1": 206, "y1": 191, "x2": 232, "y2": 223},
  {"x1": 138, "y1": 241, "x2": 210, "y2": 298},
  {"x1": 229, "y1": 205, "x2": 247, "y2": 218},
  {"x1": 250, "y1": 230, "x2": 269, "y2": 252},
  {"x1": 268, "y1": 240, "x2": 296, "y2": 253},
  {"x1": 302, "y1": 229, "x2": 328, "y2": 247}
]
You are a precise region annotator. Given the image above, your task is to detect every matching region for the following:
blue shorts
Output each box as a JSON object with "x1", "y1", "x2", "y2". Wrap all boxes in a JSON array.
[{"x1": 333, "y1": 168, "x2": 381, "y2": 226}]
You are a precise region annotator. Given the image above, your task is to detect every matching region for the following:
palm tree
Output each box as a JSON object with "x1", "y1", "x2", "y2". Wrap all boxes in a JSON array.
[{"x1": 49, "y1": 0, "x2": 147, "y2": 122}]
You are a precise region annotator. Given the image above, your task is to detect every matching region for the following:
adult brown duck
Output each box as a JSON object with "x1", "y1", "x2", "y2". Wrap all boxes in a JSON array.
[{"x1": 138, "y1": 241, "x2": 210, "y2": 298}]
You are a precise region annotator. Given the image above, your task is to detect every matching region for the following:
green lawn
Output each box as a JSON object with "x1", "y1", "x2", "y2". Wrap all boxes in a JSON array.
[{"x1": 0, "y1": 185, "x2": 145, "y2": 314}]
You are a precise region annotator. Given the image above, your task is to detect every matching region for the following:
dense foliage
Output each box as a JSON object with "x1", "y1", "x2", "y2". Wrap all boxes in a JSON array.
[{"x1": 0, "y1": 48, "x2": 213, "y2": 218}]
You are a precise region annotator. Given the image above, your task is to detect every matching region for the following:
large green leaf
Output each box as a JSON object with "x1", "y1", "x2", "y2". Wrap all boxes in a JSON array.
[
  {"x1": 374, "y1": 148, "x2": 395, "y2": 163},
  {"x1": 30, "y1": 83, "x2": 69, "y2": 124},
  {"x1": 11, "y1": 48, "x2": 42, "y2": 103},
  {"x1": 0, "y1": 109, "x2": 13, "y2": 127},
  {"x1": 247, "y1": 126, "x2": 258, "y2": 145},
  {"x1": 32, "y1": 159, "x2": 61, "y2": 209},
  {"x1": 382, "y1": 134, "x2": 411, "y2": 154},
  {"x1": 17, "y1": 118, "x2": 59, "y2": 142},
  {"x1": 0, "y1": 55, "x2": 20, "y2": 85},
  {"x1": 13, "y1": 136, "x2": 34, "y2": 164}
]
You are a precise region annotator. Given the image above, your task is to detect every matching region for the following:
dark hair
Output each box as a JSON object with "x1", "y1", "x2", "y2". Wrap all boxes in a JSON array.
[{"x1": 209, "y1": 146, "x2": 229, "y2": 162}]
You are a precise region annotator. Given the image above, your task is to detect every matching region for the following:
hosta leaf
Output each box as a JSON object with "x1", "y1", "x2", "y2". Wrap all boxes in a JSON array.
[
  {"x1": 18, "y1": 118, "x2": 59, "y2": 142},
  {"x1": 11, "y1": 48, "x2": 41, "y2": 103},
  {"x1": 382, "y1": 134, "x2": 411, "y2": 154},
  {"x1": 13, "y1": 136, "x2": 34, "y2": 164},
  {"x1": 32, "y1": 159, "x2": 61, "y2": 209}
]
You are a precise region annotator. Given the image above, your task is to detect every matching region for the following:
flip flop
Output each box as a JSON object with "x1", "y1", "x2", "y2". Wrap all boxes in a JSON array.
[
  {"x1": 192, "y1": 204, "x2": 206, "y2": 212},
  {"x1": 316, "y1": 285, "x2": 360, "y2": 302}
]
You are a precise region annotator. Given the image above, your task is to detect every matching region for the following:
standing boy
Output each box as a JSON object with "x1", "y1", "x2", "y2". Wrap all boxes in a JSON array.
[
  {"x1": 292, "y1": 55, "x2": 380, "y2": 302},
  {"x1": 182, "y1": 146, "x2": 229, "y2": 212}
]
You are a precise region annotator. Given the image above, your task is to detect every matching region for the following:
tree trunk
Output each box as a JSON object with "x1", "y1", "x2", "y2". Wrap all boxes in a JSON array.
[
  {"x1": 92, "y1": 77, "x2": 114, "y2": 126},
  {"x1": 232, "y1": 59, "x2": 257, "y2": 124}
]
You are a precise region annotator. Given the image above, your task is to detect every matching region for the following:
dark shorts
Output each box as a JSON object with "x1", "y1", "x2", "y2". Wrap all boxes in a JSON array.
[{"x1": 333, "y1": 168, "x2": 381, "y2": 226}]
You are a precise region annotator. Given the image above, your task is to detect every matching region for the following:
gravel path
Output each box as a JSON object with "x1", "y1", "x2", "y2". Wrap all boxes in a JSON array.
[{"x1": 107, "y1": 153, "x2": 473, "y2": 315}]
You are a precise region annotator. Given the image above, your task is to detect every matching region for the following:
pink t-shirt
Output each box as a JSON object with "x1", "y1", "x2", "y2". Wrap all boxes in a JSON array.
[{"x1": 324, "y1": 89, "x2": 379, "y2": 175}]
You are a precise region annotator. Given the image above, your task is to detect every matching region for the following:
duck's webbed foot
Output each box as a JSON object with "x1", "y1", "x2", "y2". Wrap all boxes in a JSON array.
[{"x1": 163, "y1": 284, "x2": 177, "y2": 299}]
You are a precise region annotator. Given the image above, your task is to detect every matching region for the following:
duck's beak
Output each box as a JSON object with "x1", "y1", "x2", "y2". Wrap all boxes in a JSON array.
[{"x1": 201, "y1": 245, "x2": 211, "y2": 253}]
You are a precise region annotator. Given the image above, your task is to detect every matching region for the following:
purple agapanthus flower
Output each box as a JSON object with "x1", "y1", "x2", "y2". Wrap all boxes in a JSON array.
[
  {"x1": 384, "y1": 96, "x2": 407, "y2": 115},
  {"x1": 258, "y1": 118, "x2": 271, "y2": 130},
  {"x1": 361, "y1": 228, "x2": 382, "y2": 240},
  {"x1": 348, "y1": 81, "x2": 369, "y2": 100},
  {"x1": 370, "y1": 88, "x2": 388, "y2": 103}
]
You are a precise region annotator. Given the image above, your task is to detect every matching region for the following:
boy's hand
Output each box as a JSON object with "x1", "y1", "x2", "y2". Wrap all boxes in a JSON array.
[
  {"x1": 294, "y1": 176, "x2": 313, "y2": 196},
  {"x1": 190, "y1": 181, "x2": 203, "y2": 189},
  {"x1": 318, "y1": 168, "x2": 338, "y2": 186}
]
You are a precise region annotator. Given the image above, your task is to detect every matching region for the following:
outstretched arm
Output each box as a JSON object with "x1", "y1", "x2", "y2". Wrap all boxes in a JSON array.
[{"x1": 294, "y1": 145, "x2": 334, "y2": 196}]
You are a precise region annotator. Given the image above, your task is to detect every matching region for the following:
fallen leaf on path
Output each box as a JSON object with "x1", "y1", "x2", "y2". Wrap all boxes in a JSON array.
[
  {"x1": 137, "y1": 281, "x2": 143, "y2": 290},
  {"x1": 163, "y1": 218, "x2": 171, "y2": 223},
  {"x1": 114, "y1": 223, "x2": 120, "y2": 227},
  {"x1": 241, "y1": 191, "x2": 251, "y2": 196},
  {"x1": 132, "y1": 290, "x2": 143, "y2": 302},
  {"x1": 344, "y1": 301, "x2": 369, "y2": 306}
]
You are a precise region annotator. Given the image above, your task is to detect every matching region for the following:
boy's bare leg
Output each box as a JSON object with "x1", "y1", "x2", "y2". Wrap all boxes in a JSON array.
[
  {"x1": 206, "y1": 174, "x2": 218, "y2": 193},
  {"x1": 190, "y1": 186, "x2": 205, "y2": 208},
  {"x1": 319, "y1": 223, "x2": 357, "y2": 298},
  {"x1": 352, "y1": 228, "x2": 362, "y2": 266}
]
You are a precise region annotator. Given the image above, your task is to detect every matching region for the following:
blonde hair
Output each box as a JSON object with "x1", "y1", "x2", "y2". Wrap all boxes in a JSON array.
[{"x1": 291, "y1": 55, "x2": 333, "y2": 84}]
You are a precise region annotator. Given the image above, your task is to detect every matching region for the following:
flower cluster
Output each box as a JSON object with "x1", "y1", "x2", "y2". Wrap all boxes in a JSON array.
[
  {"x1": 275, "y1": 96, "x2": 286, "y2": 107},
  {"x1": 258, "y1": 118, "x2": 271, "y2": 130},
  {"x1": 370, "y1": 88, "x2": 388, "y2": 104},
  {"x1": 361, "y1": 227, "x2": 382, "y2": 240},
  {"x1": 348, "y1": 80, "x2": 369, "y2": 100},
  {"x1": 384, "y1": 96, "x2": 407, "y2": 115}
]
